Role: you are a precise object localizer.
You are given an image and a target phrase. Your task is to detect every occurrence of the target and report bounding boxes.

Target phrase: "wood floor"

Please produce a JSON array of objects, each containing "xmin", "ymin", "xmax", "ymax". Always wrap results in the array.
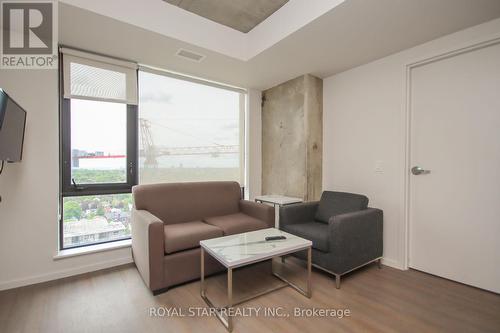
[{"xmin": 0, "ymin": 259, "xmax": 499, "ymax": 333}]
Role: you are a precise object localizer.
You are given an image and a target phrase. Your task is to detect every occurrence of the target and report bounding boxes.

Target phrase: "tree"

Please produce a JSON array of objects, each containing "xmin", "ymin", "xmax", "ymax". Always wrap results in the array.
[
  {"xmin": 63, "ymin": 201, "xmax": 82, "ymax": 221},
  {"xmin": 96, "ymin": 206, "xmax": 105, "ymax": 216}
]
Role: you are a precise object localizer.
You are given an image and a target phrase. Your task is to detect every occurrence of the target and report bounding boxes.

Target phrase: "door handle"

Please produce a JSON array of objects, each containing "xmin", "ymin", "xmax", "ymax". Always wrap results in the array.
[{"xmin": 411, "ymin": 166, "xmax": 431, "ymax": 175}]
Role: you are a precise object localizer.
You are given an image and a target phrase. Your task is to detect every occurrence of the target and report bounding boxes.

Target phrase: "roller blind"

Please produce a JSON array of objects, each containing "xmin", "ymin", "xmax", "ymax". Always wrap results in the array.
[
  {"xmin": 139, "ymin": 65, "xmax": 247, "ymax": 94},
  {"xmin": 61, "ymin": 48, "xmax": 138, "ymax": 105},
  {"xmin": 138, "ymin": 70, "xmax": 246, "ymax": 185}
]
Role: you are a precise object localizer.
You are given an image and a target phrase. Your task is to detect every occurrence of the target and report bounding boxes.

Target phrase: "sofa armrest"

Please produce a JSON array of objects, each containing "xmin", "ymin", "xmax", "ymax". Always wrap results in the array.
[
  {"xmin": 131, "ymin": 209, "xmax": 165, "ymax": 292},
  {"xmin": 328, "ymin": 208, "xmax": 383, "ymax": 274},
  {"xmin": 239, "ymin": 200, "xmax": 275, "ymax": 227},
  {"xmin": 279, "ymin": 201, "xmax": 319, "ymax": 228}
]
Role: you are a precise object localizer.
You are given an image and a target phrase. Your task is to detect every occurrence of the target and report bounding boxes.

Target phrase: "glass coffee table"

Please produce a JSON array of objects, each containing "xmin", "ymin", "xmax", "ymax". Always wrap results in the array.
[{"xmin": 200, "ymin": 228, "xmax": 312, "ymax": 332}]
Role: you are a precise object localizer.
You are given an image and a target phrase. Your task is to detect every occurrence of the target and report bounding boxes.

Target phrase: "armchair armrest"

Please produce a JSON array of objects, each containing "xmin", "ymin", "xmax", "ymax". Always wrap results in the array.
[
  {"xmin": 279, "ymin": 201, "xmax": 319, "ymax": 228},
  {"xmin": 328, "ymin": 208, "xmax": 383, "ymax": 274},
  {"xmin": 131, "ymin": 209, "xmax": 165, "ymax": 292},
  {"xmin": 239, "ymin": 200, "xmax": 275, "ymax": 227}
]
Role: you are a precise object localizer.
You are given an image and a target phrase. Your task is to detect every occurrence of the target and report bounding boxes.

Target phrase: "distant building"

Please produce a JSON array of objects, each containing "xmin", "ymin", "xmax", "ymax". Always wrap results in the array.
[
  {"xmin": 70, "ymin": 149, "xmax": 106, "ymax": 167},
  {"xmin": 63, "ymin": 216, "xmax": 129, "ymax": 247},
  {"xmin": 105, "ymin": 208, "xmax": 130, "ymax": 222},
  {"xmin": 71, "ymin": 149, "xmax": 86, "ymax": 167}
]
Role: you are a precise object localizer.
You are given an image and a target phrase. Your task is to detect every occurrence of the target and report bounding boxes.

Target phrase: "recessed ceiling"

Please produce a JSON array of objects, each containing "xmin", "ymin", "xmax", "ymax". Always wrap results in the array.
[
  {"xmin": 164, "ymin": 0, "xmax": 289, "ymax": 33},
  {"xmin": 59, "ymin": 0, "xmax": 500, "ymax": 90},
  {"xmin": 59, "ymin": 0, "xmax": 345, "ymax": 60}
]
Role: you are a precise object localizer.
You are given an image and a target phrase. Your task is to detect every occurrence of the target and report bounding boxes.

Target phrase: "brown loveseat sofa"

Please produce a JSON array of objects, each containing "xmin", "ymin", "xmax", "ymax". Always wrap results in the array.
[{"xmin": 131, "ymin": 181, "xmax": 274, "ymax": 294}]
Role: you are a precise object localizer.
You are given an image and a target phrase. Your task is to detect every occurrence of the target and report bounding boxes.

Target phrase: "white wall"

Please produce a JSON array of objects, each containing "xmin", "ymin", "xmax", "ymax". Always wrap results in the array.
[
  {"xmin": 0, "ymin": 6, "xmax": 262, "ymax": 291},
  {"xmin": 0, "ymin": 69, "xmax": 134, "ymax": 290},
  {"xmin": 323, "ymin": 17, "xmax": 500, "ymax": 269}
]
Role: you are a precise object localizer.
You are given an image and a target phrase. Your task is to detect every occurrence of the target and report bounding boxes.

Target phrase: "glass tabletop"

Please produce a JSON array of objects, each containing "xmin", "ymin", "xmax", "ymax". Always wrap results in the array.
[{"xmin": 200, "ymin": 228, "xmax": 312, "ymax": 268}]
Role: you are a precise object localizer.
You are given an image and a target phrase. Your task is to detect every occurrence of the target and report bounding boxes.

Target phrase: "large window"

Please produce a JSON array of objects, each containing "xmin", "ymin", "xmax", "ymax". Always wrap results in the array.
[
  {"xmin": 60, "ymin": 49, "xmax": 247, "ymax": 250},
  {"xmin": 138, "ymin": 70, "xmax": 245, "ymax": 184},
  {"xmin": 60, "ymin": 49, "xmax": 138, "ymax": 249}
]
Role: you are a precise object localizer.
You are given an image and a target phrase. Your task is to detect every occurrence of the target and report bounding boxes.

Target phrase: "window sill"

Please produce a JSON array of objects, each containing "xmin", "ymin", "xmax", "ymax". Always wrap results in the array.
[{"xmin": 53, "ymin": 239, "xmax": 132, "ymax": 260}]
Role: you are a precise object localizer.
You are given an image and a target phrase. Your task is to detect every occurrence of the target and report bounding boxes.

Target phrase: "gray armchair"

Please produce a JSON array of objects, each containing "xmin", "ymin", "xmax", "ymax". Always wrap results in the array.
[{"xmin": 279, "ymin": 191, "xmax": 383, "ymax": 288}]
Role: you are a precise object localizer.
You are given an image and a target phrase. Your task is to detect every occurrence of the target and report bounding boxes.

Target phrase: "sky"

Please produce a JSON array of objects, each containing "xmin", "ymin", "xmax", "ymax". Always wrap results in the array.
[{"xmin": 71, "ymin": 99, "xmax": 126, "ymax": 154}]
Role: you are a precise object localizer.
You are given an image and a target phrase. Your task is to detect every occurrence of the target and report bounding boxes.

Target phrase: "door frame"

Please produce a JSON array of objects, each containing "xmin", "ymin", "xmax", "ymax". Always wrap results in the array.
[{"xmin": 401, "ymin": 35, "xmax": 500, "ymax": 270}]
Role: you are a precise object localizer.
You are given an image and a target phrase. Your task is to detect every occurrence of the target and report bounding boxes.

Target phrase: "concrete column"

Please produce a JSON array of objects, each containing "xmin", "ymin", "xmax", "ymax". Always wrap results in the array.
[{"xmin": 261, "ymin": 74, "xmax": 322, "ymax": 201}]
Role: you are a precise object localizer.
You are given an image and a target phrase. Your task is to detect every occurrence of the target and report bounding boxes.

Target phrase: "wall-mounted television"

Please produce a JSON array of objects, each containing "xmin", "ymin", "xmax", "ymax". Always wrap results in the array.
[{"xmin": 0, "ymin": 88, "xmax": 27, "ymax": 162}]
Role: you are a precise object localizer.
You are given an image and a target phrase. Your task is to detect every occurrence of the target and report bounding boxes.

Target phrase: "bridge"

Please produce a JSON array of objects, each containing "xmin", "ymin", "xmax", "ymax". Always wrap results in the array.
[
  {"xmin": 139, "ymin": 145, "xmax": 238, "ymax": 157},
  {"xmin": 73, "ymin": 145, "xmax": 238, "ymax": 167},
  {"xmin": 75, "ymin": 145, "xmax": 238, "ymax": 160},
  {"xmin": 139, "ymin": 118, "xmax": 240, "ymax": 168},
  {"xmin": 71, "ymin": 119, "xmax": 239, "ymax": 168}
]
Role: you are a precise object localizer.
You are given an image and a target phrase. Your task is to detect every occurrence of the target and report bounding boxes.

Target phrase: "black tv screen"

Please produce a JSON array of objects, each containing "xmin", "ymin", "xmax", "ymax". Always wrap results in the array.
[{"xmin": 0, "ymin": 88, "xmax": 27, "ymax": 162}]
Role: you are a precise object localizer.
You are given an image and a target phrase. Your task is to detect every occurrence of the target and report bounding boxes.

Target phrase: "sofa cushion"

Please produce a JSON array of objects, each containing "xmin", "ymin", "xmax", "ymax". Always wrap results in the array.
[
  {"xmin": 164, "ymin": 221, "xmax": 223, "ymax": 254},
  {"xmin": 282, "ymin": 222, "xmax": 330, "ymax": 252},
  {"xmin": 204, "ymin": 213, "xmax": 268, "ymax": 235},
  {"xmin": 315, "ymin": 191, "xmax": 369, "ymax": 223},
  {"xmin": 133, "ymin": 181, "xmax": 241, "ymax": 225}
]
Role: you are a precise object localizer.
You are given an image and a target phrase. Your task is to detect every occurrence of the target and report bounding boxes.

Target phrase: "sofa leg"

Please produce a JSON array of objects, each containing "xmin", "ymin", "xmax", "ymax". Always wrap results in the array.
[
  {"xmin": 334, "ymin": 274, "xmax": 341, "ymax": 289},
  {"xmin": 152, "ymin": 287, "xmax": 169, "ymax": 296},
  {"xmin": 377, "ymin": 258, "xmax": 382, "ymax": 269}
]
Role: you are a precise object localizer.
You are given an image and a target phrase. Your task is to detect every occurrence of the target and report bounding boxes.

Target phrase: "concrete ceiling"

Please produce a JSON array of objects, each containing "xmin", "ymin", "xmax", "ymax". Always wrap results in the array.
[
  {"xmin": 164, "ymin": 0, "xmax": 289, "ymax": 33},
  {"xmin": 59, "ymin": 0, "xmax": 500, "ymax": 90}
]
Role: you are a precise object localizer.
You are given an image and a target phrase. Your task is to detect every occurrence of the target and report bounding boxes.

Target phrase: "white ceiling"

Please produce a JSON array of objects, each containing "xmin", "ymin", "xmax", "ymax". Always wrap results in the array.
[
  {"xmin": 59, "ymin": 0, "xmax": 500, "ymax": 90},
  {"xmin": 59, "ymin": 0, "xmax": 345, "ymax": 60}
]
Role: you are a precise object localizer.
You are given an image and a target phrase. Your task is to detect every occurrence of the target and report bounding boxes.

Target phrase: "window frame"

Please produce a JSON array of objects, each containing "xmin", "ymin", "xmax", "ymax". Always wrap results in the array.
[
  {"xmin": 59, "ymin": 51, "xmax": 138, "ymax": 250},
  {"xmin": 59, "ymin": 98, "xmax": 137, "ymax": 250},
  {"xmin": 60, "ymin": 98, "xmax": 138, "ymax": 197}
]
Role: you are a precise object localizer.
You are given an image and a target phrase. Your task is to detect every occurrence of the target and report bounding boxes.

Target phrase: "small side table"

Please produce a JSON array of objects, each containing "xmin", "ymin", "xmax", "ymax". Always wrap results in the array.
[{"xmin": 254, "ymin": 195, "xmax": 303, "ymax": 228}]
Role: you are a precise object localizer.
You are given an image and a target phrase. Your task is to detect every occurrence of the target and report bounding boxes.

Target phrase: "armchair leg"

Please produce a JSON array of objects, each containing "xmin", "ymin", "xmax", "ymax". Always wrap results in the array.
[
  {"xmin": 334, "ymin": 274, "xmax": 341, "ymax": 289},
  {"xmin": 377, "ymin": 258, "xmax": 382, "ymax": 269}
]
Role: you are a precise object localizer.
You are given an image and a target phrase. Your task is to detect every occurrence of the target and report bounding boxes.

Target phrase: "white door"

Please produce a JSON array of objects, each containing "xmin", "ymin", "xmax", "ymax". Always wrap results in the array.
[{"xmin": 409, "ymin": 41, "xmax": 500, "ymax": 293}]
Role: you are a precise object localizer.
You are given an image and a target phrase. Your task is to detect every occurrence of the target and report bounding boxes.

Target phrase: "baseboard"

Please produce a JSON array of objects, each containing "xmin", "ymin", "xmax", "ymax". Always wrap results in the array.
[
  {"xmin": 381, "ymin": 257, "xmax": 404, "ymax": 270},
  {"xmin": 0, "ymin": 256, "xmax": 403, "ymax": 291},
  {"xmin": 0, "ymin": 256, "xmax": 133, "ymax": 291}
]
